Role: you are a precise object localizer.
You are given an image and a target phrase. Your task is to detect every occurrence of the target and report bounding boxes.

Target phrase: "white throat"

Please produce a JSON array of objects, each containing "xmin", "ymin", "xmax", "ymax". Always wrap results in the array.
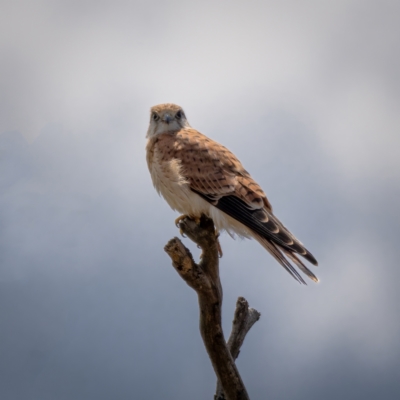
[{"xmin": 146, "ymin": 120, "xmax": 191, "ymax": 138}]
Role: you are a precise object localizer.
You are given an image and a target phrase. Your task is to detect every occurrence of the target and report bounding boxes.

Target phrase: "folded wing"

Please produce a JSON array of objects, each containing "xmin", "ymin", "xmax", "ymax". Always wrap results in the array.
[{"xmin": 157, "ymin": 128, "xmax": 318, "ymax": 283}]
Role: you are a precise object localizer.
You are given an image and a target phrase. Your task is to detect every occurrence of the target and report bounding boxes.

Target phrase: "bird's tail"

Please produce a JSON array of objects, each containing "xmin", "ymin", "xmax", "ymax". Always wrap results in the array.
[{"xmin": 253, "ymin": 234, "xmax": 319, "ymax": 284}]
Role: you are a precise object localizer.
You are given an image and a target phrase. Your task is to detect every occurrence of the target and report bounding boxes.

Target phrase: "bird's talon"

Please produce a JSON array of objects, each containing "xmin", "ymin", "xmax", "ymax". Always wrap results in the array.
[
  {"xmin": 217, "ymin": 239, "xmax": 223, "ymax": 258},
  {"xmin": 175, "ymin": 214, "xmax": 187, "ymax": 228},
  {"xmin": 214, "ymin": 229, "xmax": 223, "ymax": 257}
]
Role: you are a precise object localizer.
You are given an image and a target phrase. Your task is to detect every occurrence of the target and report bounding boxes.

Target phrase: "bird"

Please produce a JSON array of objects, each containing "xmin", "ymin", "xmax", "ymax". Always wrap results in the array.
[{"xmin": 146, "ymin": 103, "xmax": 318, "ymax": 284}]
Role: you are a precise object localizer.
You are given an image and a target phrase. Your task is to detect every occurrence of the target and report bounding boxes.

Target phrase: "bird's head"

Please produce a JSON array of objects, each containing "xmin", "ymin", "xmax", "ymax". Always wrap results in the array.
[{"xmin": 146, "ymin": 103, "xmax": 190, "ymax": 138}]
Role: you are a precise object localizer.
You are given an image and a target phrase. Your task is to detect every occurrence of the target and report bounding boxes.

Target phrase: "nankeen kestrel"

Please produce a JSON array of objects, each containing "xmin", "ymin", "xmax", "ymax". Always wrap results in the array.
[{"xmin": 146, "ymin": 103, "xmax": 318, "ymax": 284}]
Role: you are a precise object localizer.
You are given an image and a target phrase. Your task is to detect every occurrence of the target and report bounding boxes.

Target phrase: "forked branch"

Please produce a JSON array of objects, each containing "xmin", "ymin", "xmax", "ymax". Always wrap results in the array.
[{"xmin": 164, "ymin": 215, "xmax": 260, "ymax": 400}]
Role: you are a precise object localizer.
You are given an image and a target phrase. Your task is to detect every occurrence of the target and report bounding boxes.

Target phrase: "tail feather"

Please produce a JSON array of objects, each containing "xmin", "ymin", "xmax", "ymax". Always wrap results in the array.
[
  {"xmin": 192, "ymin": 190, "xmax": 319, "ymax": 282},
  {"xmin": 207, "ymin": 193, "xmax": 318, "ymax": 266},
  {"xmin": 282, "ymin": 249, "xmax": 319, "ymax": 283},
  {"xmin": 254, "ymin": 234, "xmax": 318, "ymax": 284},
  {"xmin": 254, "ymin": 234, "xmax": 307, "ymax": 284}
]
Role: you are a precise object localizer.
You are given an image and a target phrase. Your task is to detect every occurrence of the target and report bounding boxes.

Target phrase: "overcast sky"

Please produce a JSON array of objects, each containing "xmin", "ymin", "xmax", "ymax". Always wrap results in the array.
[{"xmin": 1, "ymin": 1, "xmax": 400, "ymax": 399}]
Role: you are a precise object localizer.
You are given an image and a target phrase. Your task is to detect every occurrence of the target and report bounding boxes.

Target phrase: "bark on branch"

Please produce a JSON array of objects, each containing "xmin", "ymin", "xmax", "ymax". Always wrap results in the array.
[
  {"xmin": 164, "ymin": 215, "xmax": 260, "ymax": 400},
  {"xmin": 215, "ymin": 297, "xmax": 261, "ymax": 400}
]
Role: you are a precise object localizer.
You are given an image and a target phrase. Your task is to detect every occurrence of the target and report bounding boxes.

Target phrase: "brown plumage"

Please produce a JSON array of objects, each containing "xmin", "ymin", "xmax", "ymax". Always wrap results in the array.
[{"xmin": 146, "ymin": 103, "xmax": 318, "ymax": 284}]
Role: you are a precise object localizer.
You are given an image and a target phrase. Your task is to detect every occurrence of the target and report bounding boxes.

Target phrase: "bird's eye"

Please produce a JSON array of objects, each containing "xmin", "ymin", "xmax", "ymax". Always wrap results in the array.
[
  {"xmin": 152, "ymin": 113, "xmax": 160, "ymax": 121},
  {"xmin": 175, "ymin": 110, "xmax": 183, "ymax": 120}
]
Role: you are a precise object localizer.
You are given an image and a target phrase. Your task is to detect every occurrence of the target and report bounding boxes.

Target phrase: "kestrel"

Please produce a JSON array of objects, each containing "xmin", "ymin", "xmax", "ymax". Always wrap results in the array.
[{"xmin": 146, "ymin": 103, "xmax": 318, "ymax": 284}]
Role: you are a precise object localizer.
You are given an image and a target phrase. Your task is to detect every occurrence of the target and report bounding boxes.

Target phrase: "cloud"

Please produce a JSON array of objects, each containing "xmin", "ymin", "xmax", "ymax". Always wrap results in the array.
[{"xmin": 1, "ymin": 1, "xmax": 400, "ymax": 399}]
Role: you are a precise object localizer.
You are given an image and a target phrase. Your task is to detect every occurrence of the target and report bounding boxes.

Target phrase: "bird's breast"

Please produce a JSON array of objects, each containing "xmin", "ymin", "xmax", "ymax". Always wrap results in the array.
[
  {"xmin": 145, "ymin": 136, "xmax": 251, "ymax": 238},
  {"xmin": 148, "ymin": 147, "xmax": 202, "ymax": 215}
]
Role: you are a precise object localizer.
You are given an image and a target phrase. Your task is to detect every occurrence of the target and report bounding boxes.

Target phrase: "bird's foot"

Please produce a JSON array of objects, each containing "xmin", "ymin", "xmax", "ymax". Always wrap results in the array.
[
  {"xmin": 215, "ymin": 229, "xmax": 223, "ymax": 258},
  {"xmin": 175, "ymin": 214, "xmax": 201, "ymax": 227},
  {"xmin": 175, "ymin": 214, "xmax": 201, "ymax": 237},
  {"xmin": 175, "ymin": 214, "xmax": 187, "ymax": 228}
]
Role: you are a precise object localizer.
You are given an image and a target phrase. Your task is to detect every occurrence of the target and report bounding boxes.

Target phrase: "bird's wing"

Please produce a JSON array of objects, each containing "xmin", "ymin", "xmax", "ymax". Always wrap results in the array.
[{"xmin": 156, "ymin": 129, "xmax": 318, "ymax": 283}]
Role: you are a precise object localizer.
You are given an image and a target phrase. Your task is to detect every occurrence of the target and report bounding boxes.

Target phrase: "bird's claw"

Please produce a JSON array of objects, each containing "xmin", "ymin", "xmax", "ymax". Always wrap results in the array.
[
  {"xmin": 175, "ymin": 214, "xmax": 187, "ymax": 228},
  {"xmin": 175, "ymin": 214, "xmax": 201, "ymax": 228},
  {"xmin": 175, "ymin": 215, "xmax": 221, "ymax": 255},
  {"xmin": 192, "ymin": 216, "xmax": 201, "ymax": 225},
  {"xmin": 215, "ymin": 229, "xmax": 223, "ymax": 258},
  {"xmin": 217, "ymin": 240, "xmax": 223, "ymax": 258}
]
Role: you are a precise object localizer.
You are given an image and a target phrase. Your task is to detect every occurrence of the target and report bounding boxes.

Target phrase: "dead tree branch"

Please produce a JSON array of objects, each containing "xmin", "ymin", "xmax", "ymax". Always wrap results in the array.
[
  {"xmin": 215, "ymin": 297, "xmax": 261, "ymax": 400},
  {"xmin": 164, "ymin": 215, "xmax": 260, "ymax": 400}
]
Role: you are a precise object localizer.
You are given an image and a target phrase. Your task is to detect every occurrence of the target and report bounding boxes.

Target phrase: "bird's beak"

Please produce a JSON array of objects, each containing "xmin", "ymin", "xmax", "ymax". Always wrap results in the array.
[{"xmin": 163, "ymin": 113, "xmax": 172, "ymax": 124}]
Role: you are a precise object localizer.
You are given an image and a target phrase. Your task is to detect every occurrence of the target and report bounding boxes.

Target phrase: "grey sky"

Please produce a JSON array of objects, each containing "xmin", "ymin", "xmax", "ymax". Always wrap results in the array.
[{"xmin": 1, "ymin": 1, "xmax": 399, "ymax": 399}]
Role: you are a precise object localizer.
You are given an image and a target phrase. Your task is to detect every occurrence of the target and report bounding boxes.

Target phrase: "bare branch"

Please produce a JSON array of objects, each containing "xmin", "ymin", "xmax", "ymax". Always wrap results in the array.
[
  {"xmin": 164, "ymin": 215, "xmax": 251, "ymax": 400},
  {"xmin": 215, "ymin": 297, "xmax": 261, "ymax": 400},
  {"xmin": 227, "ymin": 297, "xmax": 261, "ymax": 361}
]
